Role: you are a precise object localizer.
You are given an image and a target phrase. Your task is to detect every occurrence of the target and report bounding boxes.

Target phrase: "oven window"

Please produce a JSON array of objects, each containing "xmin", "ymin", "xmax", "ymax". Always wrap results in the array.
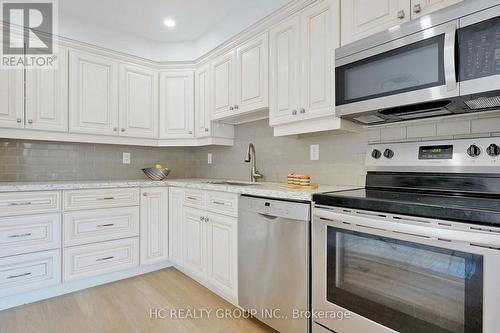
[
  {"xmin": 327, "ymin": 227, "xmax": 483, "ymax": 333},
  {"xmin": 336, "ymin": 35, "xmax": 445, "ymax": 105}
]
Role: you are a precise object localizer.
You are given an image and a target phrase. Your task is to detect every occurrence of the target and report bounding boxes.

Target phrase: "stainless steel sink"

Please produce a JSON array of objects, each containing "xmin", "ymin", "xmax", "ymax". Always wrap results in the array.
[{"xmin": 204, "ymin": 180, "xmax": 260, "ymax": 186}]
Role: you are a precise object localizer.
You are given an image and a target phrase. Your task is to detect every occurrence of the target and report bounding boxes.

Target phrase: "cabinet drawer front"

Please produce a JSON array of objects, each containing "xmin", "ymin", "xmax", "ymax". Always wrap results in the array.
[
  {"xmin": 184, "ymin": 190, "xmax": 206, "ymax": 209},
  {"xmin": 0, "ymin": 214, "xmax": 61, "ymax": 257},
  {"xmin": 64, "ymin": 207, "xmax": 140, "ymax": 247},
  {"xmin": 0, "ymin": 250, "xmax": 61, "ymax": 298},
  {"xmin": 64, "ymin": 238, "xmax": 139, "ymax": 282},
  {"xmin": 206, "ymin": 191, "xmax": 238, "ymax": 217},
  {"xmin": 64, "ymin": 188, "xmax": 140, "ymax": 211},
  {"xmin": 0, "ymin": 191, "xmax": 61, "ymax": 217}
]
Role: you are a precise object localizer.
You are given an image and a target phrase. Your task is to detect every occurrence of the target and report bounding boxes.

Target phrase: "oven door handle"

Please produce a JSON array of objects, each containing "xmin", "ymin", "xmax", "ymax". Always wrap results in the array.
[
  {"xmin": 443, "ymin": 24, "xmax": 458, "ymax": 92},
  {"xmin": 315, "ymin": 209, "xmax": 500, "ymax": 248}
]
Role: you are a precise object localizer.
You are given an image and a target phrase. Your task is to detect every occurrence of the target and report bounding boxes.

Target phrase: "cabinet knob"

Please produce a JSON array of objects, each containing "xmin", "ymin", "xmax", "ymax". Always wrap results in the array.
[
  {"xmin": 413, "ymin": 4, "xmax": 422, "ymax": 13},
  {"xmin": 229, "ymin": 106, "xmax": 234, "ymax": 111},
  {"xmin": 234, "ymin": 105, "xmax": 239, "ymax": 110},
  {"xmin": 121, "ymin": 128, "xmax": 125, "ymax": 132},
  {"xmin": 189, "ymin": 131, "xmax": 193, "ymax": 134},
  {"xmin": 16, "ymin": 118, "xmax": 22, "ymax": 123},
  {"xmin": 397, "ymin": 10, "xmax": 406, "ymax": 19},
  {"xmin": 299, "ymin": 108, "xmax": 306, "ymax": 114},
  {"xmin": 205, "ymin": 128, "xmax": 209, "ymax": 132},
  {"xmin": 27, "ymin": 119, "xmax": 33, "ymax": 124},
  {"xmin": 292, "ymin": 110, "xmax": 297, "ymax": 115},
  {"xmin": 113, "ymin": 127, "xmax": 118, "ymax": 132},
  {"xmin": 143, "ymin": 193, "xmax": 147, "ymax": 197}
]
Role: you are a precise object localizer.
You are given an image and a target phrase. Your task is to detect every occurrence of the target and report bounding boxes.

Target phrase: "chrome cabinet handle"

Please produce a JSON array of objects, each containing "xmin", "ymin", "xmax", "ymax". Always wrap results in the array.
[
  {"xmin": 8, "ymin": 233, "xmax": 32, "ymax": 238},
  {"xmin": 7, "ymin": 272, "xmax": 31, "ymax": 279},
  {"xmin": 97, "ymin": 224, "xmax": 114, "ymax": 228},
  {"xmin": 96, "ymin": 256, "xmax": 114, "ymax": 262},
  {"xmin": 189, "ymin": 131, "xmax": 193, "ymax": 134},
  {"xmin": 413, "ymin": 4, "xmax": 422, "ymax": 13},
  {"xmin": 8, "ymin": 201, "xmax": 32, "ymax": 206},
  {"xmin": 98, "ymin": 197, "xmax": 115, "ymax": 200},
  {"xmin": 397, "ymin": 10, "xmax": 405, "ymax": 19},
  {"xmin": 16, "ymin": 118, "xmax": 22, "ymax": 123},
  {"xmin": 299, "ymin": 108, "xmax": 306, "ymax": 114},
  {"xmin": 292, "ymin": 110, "xmax": 297, "ymax": 115},
  {"xmin": 186, "ymin": 196, "xmax": 197, "ymax": 200},
  {"xmin": 212, "ymin": 200, "xmax": 228, "ymax": 206}
]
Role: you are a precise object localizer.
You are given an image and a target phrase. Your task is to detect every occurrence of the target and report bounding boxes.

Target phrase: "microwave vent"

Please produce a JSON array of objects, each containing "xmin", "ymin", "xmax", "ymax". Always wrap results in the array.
[{"xmin": 464, "ymin": 96, "xmax": 500, "ymax": 110}]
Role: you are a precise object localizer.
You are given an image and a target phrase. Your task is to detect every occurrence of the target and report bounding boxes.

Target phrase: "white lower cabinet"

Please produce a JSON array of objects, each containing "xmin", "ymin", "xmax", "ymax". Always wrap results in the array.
[
  {"xmin": 0, "ymin": 249, "xmax": 61, "ymax": 298},
  {"xmin": 168, "ymin": 187, "xmax": 184, "ymax": 266},
  {"xmin": 64, "ymin": 237, "xmax": 139, "ymax": 282},
  {"xmin": 183, "ymin": 207, "xmax": 207, "ymax": 278},
  {"xmin": 140, "ymin": 188, "xmax": 169, "ymax": 265}
]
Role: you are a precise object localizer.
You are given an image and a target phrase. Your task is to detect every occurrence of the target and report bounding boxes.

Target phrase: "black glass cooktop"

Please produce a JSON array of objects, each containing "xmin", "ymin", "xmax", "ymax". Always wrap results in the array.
[{"xmin": 314, "ymin": 172, "xmax": 500, "ymax": 226}]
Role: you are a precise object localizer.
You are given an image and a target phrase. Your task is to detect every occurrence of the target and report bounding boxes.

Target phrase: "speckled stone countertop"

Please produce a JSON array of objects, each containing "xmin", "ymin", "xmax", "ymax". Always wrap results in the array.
[{"xmin": 0, "ymin": 179, "xmax": 360, "ymax": 201}]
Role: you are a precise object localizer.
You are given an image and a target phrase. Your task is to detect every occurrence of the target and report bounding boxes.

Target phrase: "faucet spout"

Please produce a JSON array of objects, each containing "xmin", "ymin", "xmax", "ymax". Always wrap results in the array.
[{"xmin": 244, "ymin": 143, "xmax": 263, "ymax": 182}]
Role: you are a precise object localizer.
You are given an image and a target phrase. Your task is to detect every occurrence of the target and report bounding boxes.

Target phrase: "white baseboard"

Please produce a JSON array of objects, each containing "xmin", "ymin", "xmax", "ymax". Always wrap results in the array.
[{"xmin": 0, "ymin": 261, "xmax": 172, "ymax": 311}]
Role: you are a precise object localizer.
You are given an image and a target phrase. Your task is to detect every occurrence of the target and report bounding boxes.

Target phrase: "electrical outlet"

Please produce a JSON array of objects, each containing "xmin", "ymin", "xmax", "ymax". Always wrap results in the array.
[
  {"xmin": 310, "ymin": 144, "xmax": 320, "ymax": 161},
  {"xmin": 122, "ymin": 152, "xmax": 131, "ymax": 164},
  {"xmin": 208, "ymin": 153, "xmax": 213, "ymax": 164}
]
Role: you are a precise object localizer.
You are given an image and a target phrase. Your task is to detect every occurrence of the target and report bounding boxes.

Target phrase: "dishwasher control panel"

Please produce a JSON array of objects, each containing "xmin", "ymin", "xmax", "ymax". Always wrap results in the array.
[{"xmin": 239, "ymin": 196, "xmax": 310, "ymax": 221}]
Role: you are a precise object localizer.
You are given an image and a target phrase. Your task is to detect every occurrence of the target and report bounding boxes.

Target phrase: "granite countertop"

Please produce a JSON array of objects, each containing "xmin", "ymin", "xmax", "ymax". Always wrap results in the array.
[{"xmin": 0, "ymin": 179, "xmax": 360, "ymax": 201}]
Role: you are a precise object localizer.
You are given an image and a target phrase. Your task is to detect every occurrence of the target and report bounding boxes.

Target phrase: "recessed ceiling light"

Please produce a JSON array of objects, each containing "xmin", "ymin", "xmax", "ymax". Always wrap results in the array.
[{"xmin": 163, "ymin": 19, "xmax": 176, "ymax": 28}]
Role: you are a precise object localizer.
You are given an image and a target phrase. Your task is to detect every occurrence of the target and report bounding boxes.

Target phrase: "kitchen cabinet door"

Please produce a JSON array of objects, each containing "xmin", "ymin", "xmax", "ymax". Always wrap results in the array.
[
  {"xmin": 211, "ymin": 51, "xmax": 236, "ymax": 118},
  {"xmin": 159, "ymin": 71, "xmax": 194, "ymax": 139},
  {"xmin": 168, "ymin": 187, "xmax": 184, "ymax": 266},
  {"xmin": 119, "ymin": 64, "xmax": 158, "ymax": 138},
  {"xmin": 206, "ymin": 212, "xmax": 237, "ymax": 299},
  {"xmin": 140, "ymin": 188, "xmax": 169, "ymax": 265},
  {"xmin": 269, "ymin": 15, "xmax": 301, "ymax": 126},
  {"xmin": 195, "ymin": 63, "xmax": 212, "ymax": 138},
  {"xmin": 235, "ymin": 32, "xmax": 269, "ymax": 113},
  {"xmin": 410, "ymin": 0, "xmax": 462, "ymax": 18},
  {"xmin": 300, "ymin": 0, "xmax": 336, "ymax": 120},
  {"xmin": 25, "ymin": 48, "xmax": 69, "ymax": 132},
  {"xmin": 182, "ymin": 207, "xmax": 206, "ymax": 278},
  {"xmin": 340, "ymin": 0, "xmax": 410, "ymax": 45},
  {"xmin": 0, "ymin": 67, "xmax": 24, "ymax": 129},
  {"xmin": 69, "ymin": 51, "xmax": 119, "ymax": 136}
]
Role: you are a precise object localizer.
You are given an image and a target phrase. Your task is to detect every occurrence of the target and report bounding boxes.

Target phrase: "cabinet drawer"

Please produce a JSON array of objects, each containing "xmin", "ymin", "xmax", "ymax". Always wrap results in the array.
[
  {"xmin": 206, "ymin": 191, "xmax": 238, "ymax": 217},
  {"xmin": 0, "ymin": 250, "xmax": 61, "ymax": 298},
  {"xmin": 63, "ymin": 237, "xmax": 139, "ymax": 282},
  {"xmin": 64, "ymin": 207, "xmax": 140, "ymax": 247},
  {"xmin": 64, "ymin": 188, "xmax": 140, "ymax": 211},
  {"xmin": 0, "ymin": 214, "xmax": 61, "ymax": 258},
  {"xmin": 184, "ymin": 190, "xmax": 206, "ymax": 209},
  {"xmin": 0, "ymin": 191, "xmax": 61, "ymax": 217}
]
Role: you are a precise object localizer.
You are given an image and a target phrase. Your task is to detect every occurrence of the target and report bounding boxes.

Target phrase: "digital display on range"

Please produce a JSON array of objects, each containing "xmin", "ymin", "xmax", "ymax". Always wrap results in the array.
[{"xmin": 418, "ymin": 145, "xmax": 453, "ymax": 160}]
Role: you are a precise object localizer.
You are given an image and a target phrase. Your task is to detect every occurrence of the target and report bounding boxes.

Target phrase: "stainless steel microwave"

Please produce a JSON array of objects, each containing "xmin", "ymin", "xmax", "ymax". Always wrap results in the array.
[{"xmin": 335, "ymin": 0, "xmax": 500, "ymax": 125}]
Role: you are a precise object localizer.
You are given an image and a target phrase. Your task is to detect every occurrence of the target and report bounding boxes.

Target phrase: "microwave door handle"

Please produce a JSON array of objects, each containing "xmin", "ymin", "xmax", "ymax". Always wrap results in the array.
[{"xmin": 444, "ymin": 24, "xmax": 458, "ymax": 92}]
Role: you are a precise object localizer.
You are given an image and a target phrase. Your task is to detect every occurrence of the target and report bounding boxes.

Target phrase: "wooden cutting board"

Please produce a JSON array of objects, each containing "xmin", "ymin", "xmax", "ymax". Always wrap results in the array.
[{"xmin": 279, "ymin": 183, "xmax": 319, "ymax": 190}]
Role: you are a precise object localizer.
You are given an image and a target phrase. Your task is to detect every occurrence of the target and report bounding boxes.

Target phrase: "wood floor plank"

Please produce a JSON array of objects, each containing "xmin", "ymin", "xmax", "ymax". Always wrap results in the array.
[{"xmin": 0, "ymin": 268, "xmax": 277, "ymax": 333}]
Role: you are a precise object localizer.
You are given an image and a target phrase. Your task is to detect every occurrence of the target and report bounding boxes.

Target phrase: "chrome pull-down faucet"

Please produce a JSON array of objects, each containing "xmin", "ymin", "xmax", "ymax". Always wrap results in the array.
[{"xmin": 244, "ymin": 143, "xmax": 263, "ymax": 183}]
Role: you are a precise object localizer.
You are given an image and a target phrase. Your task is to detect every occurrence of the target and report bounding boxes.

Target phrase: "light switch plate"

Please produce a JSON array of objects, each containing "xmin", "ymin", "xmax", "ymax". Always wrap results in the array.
[
  {"xmin": 122, "ymin": 152, "xmax": 131, "ymax": 164},
  {"xmin": 310, "ymin": 144, "xmax": 319, "ymax": 161},
  {"xmin": 208, "ymin": 153, "xmax": 213, "ymax": 164}
]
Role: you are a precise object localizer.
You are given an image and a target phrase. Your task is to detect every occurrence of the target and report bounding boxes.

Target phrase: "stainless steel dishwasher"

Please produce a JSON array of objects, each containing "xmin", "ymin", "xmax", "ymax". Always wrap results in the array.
[{"xmin": 238, "ymin": 195, "xmax": 310, "ymax": 333}]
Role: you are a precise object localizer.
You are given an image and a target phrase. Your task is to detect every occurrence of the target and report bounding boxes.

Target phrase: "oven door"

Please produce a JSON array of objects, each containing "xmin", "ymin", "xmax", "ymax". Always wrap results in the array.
[
  {"xmin": 335, "ymin": 22, "xmax": 458, "ymax": 123},
  {"xmin": 313, "ymin": 206, "xmax": 500, "ymax": 333}
]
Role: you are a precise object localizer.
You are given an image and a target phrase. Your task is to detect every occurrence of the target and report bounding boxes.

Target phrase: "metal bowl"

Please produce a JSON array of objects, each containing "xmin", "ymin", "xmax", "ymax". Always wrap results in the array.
[{"xmin": 142, "ymin": 167, "xmax": 171, "ymax": 181}]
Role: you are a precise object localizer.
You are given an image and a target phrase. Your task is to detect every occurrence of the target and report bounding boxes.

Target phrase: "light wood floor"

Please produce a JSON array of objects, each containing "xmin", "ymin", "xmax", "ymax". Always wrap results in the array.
[{"xmin": 0, "ymin": 268, "xmax": 276, "ymax": 333}]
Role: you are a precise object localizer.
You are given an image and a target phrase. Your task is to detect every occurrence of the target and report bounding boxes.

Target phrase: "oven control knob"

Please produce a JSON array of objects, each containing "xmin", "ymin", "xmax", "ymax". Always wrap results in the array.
[
  {"xmin": 487, "ymin": 144, "xmax": 500, "ymax": 157},
  {"xmin": 467, "ymin": 145, "xmax": 481, "ymax": 157},
  {"xmin": 371, "ymin": 149, "xmax": 382, "ymax": 159},
  {"xmin": 383, "ymin": 149, "xmax": 394, "ymax": 159}
]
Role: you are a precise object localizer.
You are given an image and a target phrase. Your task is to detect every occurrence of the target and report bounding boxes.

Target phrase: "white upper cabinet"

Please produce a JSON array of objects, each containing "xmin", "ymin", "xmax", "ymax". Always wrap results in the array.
[
  {"xmin": 0, "ymin": 68, "xmax": 24, "ymax": 129},
  {"xmin": 25, "ymin": 48, "xmax": 69, "ymax": 132},
  {"xmin": 140, "ymin": 188, "xmax": 169, "ymax": 265},
  {"xmin": 159, "ymin": 71, "xmax": 194, "ymax": 139},
  {"xmin": 341, "ymin": 0, "xmax": 410, "ymax": 45},
  {"xmin": 235, "ymin": 32, "xmax": 269, "ymax": 114},
  {"xmin": 410, "ymin": 0, "xmax": 463, "ymax": 18},
  {"xmin": 301, "ymin": 0, "xmax": 336, "ymax": 120},
  {"xmin": 211, "ymin": 51, "xmax": 236, "ymax": 118},
  {"xmin": 195, "ymin": 63, "xmax": 212, "ymax": 138},
  {"xmin": 269, "ymin": 16, "xmax": 301, "ymax": 126},
  {"xmin": 119, "ymin": 64, "xmax": 158, "ymax": 138},
  {"xmin": 69, "ymin": 51, "xmax": 119, "ymax": 136}
]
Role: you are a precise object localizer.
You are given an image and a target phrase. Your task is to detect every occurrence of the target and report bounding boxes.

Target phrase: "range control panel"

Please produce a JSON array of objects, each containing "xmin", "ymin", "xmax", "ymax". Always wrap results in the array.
[{"xmin": 366, "ymin": 138, "xmax": 500, "ymax": 173}]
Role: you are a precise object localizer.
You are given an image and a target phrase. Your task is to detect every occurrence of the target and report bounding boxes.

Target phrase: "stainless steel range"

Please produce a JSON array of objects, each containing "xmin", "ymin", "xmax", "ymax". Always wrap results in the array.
[{"xmin": 312, "ymin": 138, "xmax": 500, "ymax": 333}]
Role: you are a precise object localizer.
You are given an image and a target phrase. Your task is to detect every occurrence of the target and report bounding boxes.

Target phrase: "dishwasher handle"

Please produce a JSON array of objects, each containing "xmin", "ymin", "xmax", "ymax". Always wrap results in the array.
[{"xmin": 258, "ymin": 213, "xmax": 279, "ymax": 220}]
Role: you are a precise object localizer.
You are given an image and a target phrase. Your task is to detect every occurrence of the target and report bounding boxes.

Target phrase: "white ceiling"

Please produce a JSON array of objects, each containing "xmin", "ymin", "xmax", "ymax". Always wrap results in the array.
[{"xmin": 58, "ymin": 0, "xmax": 292, "ymax": 60}]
